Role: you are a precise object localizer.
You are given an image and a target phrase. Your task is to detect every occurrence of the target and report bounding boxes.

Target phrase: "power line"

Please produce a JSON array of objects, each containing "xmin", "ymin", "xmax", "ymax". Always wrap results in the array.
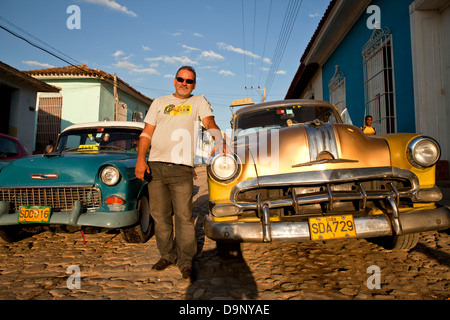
[
  {"xmin": 251, "ymin": 0, "xmax": 257, "ymax": 89},
  {"xmin": 0, "ymin": 16, "xmax": 82, "ymax": 66},
  {"xmin": 264, "ymin": 0, "xmax": 304, "ymax": 96},
  {"xmin": 258, "ymin": 0, "xmax": 273, "ymax": 87},
  {"xmin": 241, "ymin": 0, "xmax": 248, "ymax": 90}
]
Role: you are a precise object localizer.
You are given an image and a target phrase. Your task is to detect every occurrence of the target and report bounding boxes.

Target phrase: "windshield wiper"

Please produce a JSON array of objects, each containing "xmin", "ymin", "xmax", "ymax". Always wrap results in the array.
[{"xmin": 99, "ymin": 146, "xmax": 124, "ymax": 151}]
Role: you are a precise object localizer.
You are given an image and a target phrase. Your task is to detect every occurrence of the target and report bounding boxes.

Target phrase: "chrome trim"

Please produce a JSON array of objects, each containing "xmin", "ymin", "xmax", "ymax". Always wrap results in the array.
[
  {"xmin": 305, "ymin": 123, "xmax": 339, "ymax": 162},
  {"xmin": 0, "ymin": 186, "xmax": 102, "ymax": 211},
  {"xmin": 230, "ymin": 167, "xmax": 420, "ymax": 210},
  {"xmin": 204, "ymin": 206, "xmax": 450, "ymax": 242},
  {"xmin": 292, "ymin": 159, "xmax": 358, "ymax": 168},
  {"xmin": 407, "ymin": 136, "xmax": 440, "ymax": 168},
  {"xmin": 207, "ymin": 153, "xmax": 242, "ymax": 183}
]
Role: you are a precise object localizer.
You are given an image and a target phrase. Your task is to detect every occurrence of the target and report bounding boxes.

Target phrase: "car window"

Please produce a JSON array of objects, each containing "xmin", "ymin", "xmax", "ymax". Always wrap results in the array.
[
  {"xmin": 235, "ymin": 104, "xmax": 342, "ymax": 138},
  {"xmin": 56, "ymin": 128, "xmax": 141, "ymax": 153},
  {"xmin": 0, "ymin": 137, "xmax": 18, "ymax": 158}
]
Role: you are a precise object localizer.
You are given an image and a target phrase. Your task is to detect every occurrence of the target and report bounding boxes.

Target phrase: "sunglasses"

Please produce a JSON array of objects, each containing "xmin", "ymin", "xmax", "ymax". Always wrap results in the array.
[{"xmin": 176, "ymin": 77, "xmax": 195, "ymax": 84}]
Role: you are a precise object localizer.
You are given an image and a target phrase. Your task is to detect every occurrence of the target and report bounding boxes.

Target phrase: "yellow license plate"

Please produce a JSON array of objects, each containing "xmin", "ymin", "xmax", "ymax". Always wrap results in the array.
[
  {"xmin": 308, "ymin": 215, "xmax": 357, "ymax": 240},
  {"xmin": 18, "ymin": 206, "xmax": 51, "ymax": 223}
]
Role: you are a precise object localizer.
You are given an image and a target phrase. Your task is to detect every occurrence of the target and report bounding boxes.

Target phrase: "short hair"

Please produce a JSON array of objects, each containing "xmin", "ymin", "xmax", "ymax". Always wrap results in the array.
[
  {"xmin": 176, "ymin": 66, "xmax": 196, "ymax": 82},
  {"xmin": 365, "ymin": 115, "xmax": 373, "ymax": 121}
]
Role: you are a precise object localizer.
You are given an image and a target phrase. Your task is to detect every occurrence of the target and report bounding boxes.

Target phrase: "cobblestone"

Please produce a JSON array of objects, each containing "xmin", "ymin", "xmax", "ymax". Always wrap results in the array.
[{"xmin": 0, "ymin": 167, "xmax": 449, "ymax": 300}]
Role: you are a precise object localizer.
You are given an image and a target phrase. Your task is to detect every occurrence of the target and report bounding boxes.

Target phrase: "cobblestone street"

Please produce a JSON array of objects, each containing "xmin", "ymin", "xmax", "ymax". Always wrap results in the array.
[{"xmin": 0, "ymin": 167, "xmax": 449, "ymax": 300}]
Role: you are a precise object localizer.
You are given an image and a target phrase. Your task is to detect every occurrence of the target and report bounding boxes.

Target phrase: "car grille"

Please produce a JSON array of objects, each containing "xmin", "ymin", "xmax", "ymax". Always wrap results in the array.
[
  {"xmin": 0, "ymin": 186, "xmax": 101, "ymax": 212},
  {"xmin": 231, "ymin": 167, "xmax": 420, "ymax": 217}
]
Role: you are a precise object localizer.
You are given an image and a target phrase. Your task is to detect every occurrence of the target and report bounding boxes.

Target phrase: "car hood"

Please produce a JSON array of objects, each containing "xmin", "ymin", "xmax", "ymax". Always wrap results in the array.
[
  {"xmin": 0, "ymin": 152, "xmax": 135, "ymax": 187},
  {"xmin": 233, "ymin": 123, "xmax": 391, "ymax": 179}
]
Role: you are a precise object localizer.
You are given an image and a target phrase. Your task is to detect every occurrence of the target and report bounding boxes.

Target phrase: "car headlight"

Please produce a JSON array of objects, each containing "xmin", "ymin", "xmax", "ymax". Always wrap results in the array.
[
  {"xmin": 101, "ymin": 166, "xmax": 121, "ymax": 186},
  {"xmin": 208, "ymin": 154, "xmax": 241, "ymax": 182},
  {"xmin": 407, "ymin": 136, "xmax": 440, "ymax": 168}
]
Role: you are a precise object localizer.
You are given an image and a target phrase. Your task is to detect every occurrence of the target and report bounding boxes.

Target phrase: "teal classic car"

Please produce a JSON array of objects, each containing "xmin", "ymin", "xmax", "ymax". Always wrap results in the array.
[{"xmin": 0, "ymin": 121, "xmax": 153, "ymax": 243}]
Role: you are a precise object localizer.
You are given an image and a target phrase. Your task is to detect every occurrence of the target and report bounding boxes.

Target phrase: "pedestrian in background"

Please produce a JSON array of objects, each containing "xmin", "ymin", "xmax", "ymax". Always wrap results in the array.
[
  {"xmin": 135, "ymin": 66, "xmax": 226, "ymax": 279},
  {"xmin": 360, "ymin": 115, "xmax": 376, "ymax": 135}
]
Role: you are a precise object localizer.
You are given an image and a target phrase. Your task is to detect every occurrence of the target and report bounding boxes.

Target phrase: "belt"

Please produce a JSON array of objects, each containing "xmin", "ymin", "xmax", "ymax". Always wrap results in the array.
[{"xmin": 152, "ymin": 161, "xmax": 193, "ymax": 168}]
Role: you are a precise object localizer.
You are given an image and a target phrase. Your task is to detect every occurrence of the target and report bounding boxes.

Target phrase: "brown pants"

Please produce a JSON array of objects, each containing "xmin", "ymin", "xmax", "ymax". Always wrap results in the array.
[{"xmin": 148, "ymin": 162, "xmax": 196, "ymax": 270}]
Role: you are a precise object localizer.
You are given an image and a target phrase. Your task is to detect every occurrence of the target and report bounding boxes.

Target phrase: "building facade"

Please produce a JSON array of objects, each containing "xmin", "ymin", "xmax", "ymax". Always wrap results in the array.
[
  {"xmin": 0, "ymin": 61, "xmax": 60, "ymax": 152},
  {"xmin": 286, "ymin": 0, "xmax": 449, "ymax": 170},
  {"xmin": 25, "ymin": 64, "xmax": 153, "ymax": 152}
]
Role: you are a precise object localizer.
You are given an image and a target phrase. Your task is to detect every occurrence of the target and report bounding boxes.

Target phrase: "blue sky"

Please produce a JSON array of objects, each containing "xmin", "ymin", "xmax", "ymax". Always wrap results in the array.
[{"xmin": 0, "ymin": 0, "xmax": 330, "ymax": 130}]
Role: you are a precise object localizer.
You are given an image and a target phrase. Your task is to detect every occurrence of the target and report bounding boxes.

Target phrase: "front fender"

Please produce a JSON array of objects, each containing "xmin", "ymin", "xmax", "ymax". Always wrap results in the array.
[
  {"xmin": 380, "ymin": 133, "xmax": 436, "ymax": 188},
  {"xmin": 95, "ymin": 158, "xmax": 145, "ymax": 211}
]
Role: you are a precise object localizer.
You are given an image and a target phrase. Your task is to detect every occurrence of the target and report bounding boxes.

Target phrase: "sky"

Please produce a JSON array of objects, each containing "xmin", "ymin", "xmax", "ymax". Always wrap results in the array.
[{"xmin": 0, "ymin": 0, "xmax": 330, "ymax": 130}]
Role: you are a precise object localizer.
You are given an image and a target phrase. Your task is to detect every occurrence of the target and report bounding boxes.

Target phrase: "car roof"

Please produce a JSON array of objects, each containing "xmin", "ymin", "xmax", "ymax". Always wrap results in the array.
[
  {"xmin": 0, "ymin": 133, "xmax": 21, "ymax": 142},
  {"xmin": 61, "ymin": 121, "xmax": 145, "ymax": 133},
  {"xmin": 234, "ymin": 99, "xmax": 338, "ymax": 116}
]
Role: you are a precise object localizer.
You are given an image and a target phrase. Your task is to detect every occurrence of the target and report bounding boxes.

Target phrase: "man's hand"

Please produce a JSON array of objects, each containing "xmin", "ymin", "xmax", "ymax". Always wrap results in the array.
[
  {"xmin": 210, "ymin": 138, "xmax": 232, "ymax": 156},
  {"xmin": 135, "ymin": 159, "xmax": 150, "ymax": 181},
  {"xmin": 135, "ymin": 123, "xmax": 154, "ymax": 181}
]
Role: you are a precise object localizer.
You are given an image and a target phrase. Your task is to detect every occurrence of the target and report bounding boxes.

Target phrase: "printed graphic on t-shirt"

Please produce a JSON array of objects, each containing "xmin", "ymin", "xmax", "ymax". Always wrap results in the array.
[{"xmin": 164, "ymin": 104, "xmax": 192, "ymax": 116}]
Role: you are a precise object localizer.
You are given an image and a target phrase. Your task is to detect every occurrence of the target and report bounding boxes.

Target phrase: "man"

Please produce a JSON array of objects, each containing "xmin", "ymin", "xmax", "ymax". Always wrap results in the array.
[
  {"xmin": 360, "ymin": 115, "xmax": 376, "ymax": 135},
  {"xmin": 135, "ymin": 66, "xmax": 225, "ymax": 279}
]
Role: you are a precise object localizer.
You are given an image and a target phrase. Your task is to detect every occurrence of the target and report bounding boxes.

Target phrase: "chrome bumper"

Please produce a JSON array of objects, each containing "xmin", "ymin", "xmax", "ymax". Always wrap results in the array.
[
  {"xmin": 204, "ymin": 205, "xmax": 450, "ymax": 243},
  {"xmin": 207, "ymin": 166, "xmax": 448, "ymax": 242},
  {"xmin": 0, "ymin": 200, "xmax": 139, "ymax": 228}
]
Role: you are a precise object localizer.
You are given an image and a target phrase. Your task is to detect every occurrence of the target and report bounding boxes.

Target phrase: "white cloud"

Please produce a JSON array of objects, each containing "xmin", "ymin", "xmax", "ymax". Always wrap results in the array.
[
  {"xmin": 21, "ymin": 60, "xmax": 55, "ymax": 69},
  {"xmin": 217, "ymin": 42, "xmax": 260, "ymax": 59},
  {"xmin": 145, "ymin": 56, "xmax": 198, "ymax": 65},
  {"xmin": 275, "ymin": 70, "xmax": 287, "ymax": 75},
  {"xmin": 263, "ymin": 58, "xmax": 272, "ymax": 64},
  {"xmin": 141, "ymin": 45, "xmax": 152, "ymax": 51},
  {"xmin": 182, "ymin": 44, "xmax": 201, "ymax": 53},
  {"xmin": 309, "ymin": 13, "xmax": 320, "ymax": 18},
  {"xmin": 79, "ymin": 0, "xmax": 137, "ymax": 17},
  {"xmin": 219, "ymin": 70, "xmax": 235, "ymax": 76},
  {"xmin": 113, "ymin": 50, "xmax": 125, "ymax": 58},
  {"xmin": 199, "ymin": 50, "xmax": 224, "ymax": 61},
  {"xmin": 131, "ymin": 68, "xmax": 159, "ymax": 75},
  {"xmin": 170, "ymin": 32, "xmax": 183, "ymax": 37},
  {"xmin": 193, "ymin": 33, "xmax": 205, "ymax": 38},
  {"xmin": 114, "ymin": 60, "xmax": 159, "ymax": 75},
  {"xmin": 260, "ymin": 67, "xmax": 270, "ymax": 71}
]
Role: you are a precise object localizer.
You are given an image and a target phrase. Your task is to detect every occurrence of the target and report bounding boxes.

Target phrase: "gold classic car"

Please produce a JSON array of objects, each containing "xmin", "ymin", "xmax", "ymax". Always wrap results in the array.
[{"xmin": 205, "ymin": 99, "xmax": 450, "ymax": 252}]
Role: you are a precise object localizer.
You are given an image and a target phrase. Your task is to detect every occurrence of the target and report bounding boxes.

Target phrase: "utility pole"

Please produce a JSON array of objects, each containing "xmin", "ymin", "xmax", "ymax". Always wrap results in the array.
[
  {"xmin": 114, "ymin": 73, "xmax": 119, "ymax": 120},
  {"xmin": 245, "ymin": 86, "xmax": 266, "ymax": 102}
]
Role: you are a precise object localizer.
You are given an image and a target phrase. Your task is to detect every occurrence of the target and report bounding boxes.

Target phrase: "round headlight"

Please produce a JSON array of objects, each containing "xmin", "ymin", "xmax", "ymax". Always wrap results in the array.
[
  {"xmin": 407, "ymin": 136, "xmax": 440, "ymax": 168},
  {"xmin": 208, "ymin": 154, "xmax": 240, "ymax": 182},
  {"xmin": 101, "ymin": 166, "xmax": 121, "ymax": 186}
]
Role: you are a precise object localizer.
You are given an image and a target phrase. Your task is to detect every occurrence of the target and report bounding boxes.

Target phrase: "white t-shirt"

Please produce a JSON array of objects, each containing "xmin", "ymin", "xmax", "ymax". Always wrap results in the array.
[{"xmin": 143, "ymin": 94, "xmax": 214, "ymax": 167}]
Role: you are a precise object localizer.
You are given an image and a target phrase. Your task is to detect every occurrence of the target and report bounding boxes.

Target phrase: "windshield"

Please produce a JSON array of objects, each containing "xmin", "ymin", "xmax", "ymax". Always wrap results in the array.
[
  {"xmin": 55, "ymin": 127, "xmax": 141, "ymax": 153},
  {"xmin": 0, "ymin": 137, "xmax": 18, "ymax": 158},
  {"xmin": 234, "ymin": 104, "xmax": 342, "ymax": 137}
]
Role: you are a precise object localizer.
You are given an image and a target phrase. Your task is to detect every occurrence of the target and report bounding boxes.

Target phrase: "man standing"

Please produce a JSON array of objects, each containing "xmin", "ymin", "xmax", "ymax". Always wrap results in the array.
[{"xmin": 135, "ymin": 66, "xmax": 225, "ymax": 279}]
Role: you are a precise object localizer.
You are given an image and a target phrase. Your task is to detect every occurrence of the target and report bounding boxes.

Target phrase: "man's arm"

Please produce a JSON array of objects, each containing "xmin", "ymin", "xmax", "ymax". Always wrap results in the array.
[
  {"xmin": 135, "ymin": 123, "xmax": 155, "ymax": 180},
  {"xmin": 202, "ymin": 116, "xmax": 230, "ymax": 155}
]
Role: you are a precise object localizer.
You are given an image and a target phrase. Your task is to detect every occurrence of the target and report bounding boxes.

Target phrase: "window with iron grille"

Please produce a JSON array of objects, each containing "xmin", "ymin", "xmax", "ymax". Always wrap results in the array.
[
  {"xmin": 35, "ymin": 93, "xmax": 62, "ymax": 153},
  {"xmin": 328, "ymin": 65, "xmax": 346, "ymax": 113},
  {"xmin": 362, "ymin": 27, "xmax": 396, "ymax": 134},
  {"xmin": 118, "ymin": 102, "xmax": 128, "ymax": 121}
]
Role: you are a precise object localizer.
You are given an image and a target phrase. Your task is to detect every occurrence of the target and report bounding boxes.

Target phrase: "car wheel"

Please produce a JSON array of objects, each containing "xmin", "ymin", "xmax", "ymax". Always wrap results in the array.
[
  {"xmin": 120, "ymin": 195, "xmax": 154, "ymax": 243},
  {"xmin": 0, "ymin": 226, "xmax": 23, "ymax": 243},
  {"xmin": 371, "ymin": 233, "xmax": 420, "ymax": 251},
  {"xmin": 216, "ymin": 241, "xmax": 242, "ymax": 260}
]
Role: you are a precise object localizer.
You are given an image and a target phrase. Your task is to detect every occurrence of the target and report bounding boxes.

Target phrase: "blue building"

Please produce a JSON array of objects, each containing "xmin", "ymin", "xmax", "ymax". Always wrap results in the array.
[{"xmin": 286, "ymin": 0, "xmax": 450, "ymax": 170}]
